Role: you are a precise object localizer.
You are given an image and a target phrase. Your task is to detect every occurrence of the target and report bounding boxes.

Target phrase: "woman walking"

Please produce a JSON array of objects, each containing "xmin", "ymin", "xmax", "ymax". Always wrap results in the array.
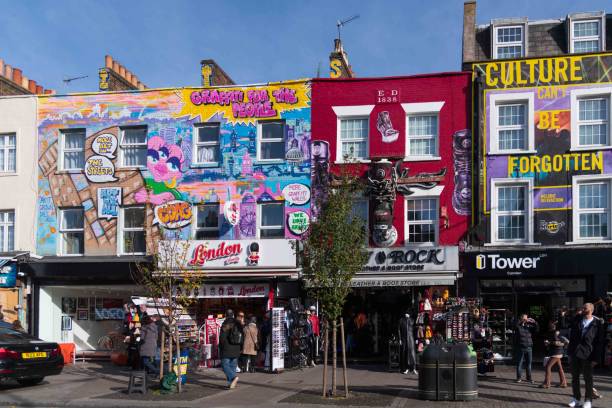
[
  {"xmin": 242, "ymin": 316, "xmax": 259, "ymax": 373},
  {"xmin": 541, "ymin": 322, "xmax": 568, "ymax": 388}
]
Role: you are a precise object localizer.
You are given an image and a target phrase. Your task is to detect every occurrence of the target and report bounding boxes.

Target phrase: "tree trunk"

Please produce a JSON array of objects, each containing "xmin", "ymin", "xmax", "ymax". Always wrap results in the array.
[
  {"xmin": 175, "ymin": 332, "xmax": 182, "ymax": 393},
  {"xmin": 332, "ymin": 319, "xmax": 337, "ymax": 397},
  {"xmin": 322, "ymin": 320, "xmax": 328, "ymax": 398},
  {"xmin": 340, "ymin": 318, "xmax": 349, "ymax": 398},
  {"xmin": 159, "ymin": 328, "xmax": 165, "ymax": 380},
  {"xmin": 167, "ymin": 327, "xmax": 173, "ymax": 374}
]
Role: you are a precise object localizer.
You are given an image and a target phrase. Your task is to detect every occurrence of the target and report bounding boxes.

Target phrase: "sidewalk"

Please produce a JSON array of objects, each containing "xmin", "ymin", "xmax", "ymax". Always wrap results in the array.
[{"xmin": 0, "ymin": 361, "xmax": 609, "ymax": 407}]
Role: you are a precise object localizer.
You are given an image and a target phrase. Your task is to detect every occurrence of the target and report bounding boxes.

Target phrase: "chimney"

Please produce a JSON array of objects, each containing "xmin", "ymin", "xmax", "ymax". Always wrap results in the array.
[
  {"xmin": 329, "ymin": 39, "xmax": 355, "ymax": 78},
  {"xmin": 0, "ymin": 59, "xmax": 4, "ymax": 77},
  {"xmin": 105, "ymin": 55, "xmax": 113, "ymax": 69},
  {"xmin": 462, "ymin": 1, "xmax": 477, "ymax": 65},
  {"xmin": 36, "ymin": 85, "xmax": 43, "ymax": 94},
  {"xmin": 12, "ymin": 68, "xmax": 22, "ymax": 86},
  {"xmin": 21, "ymin": 75, "xmax": 29, "ymax": 89},
  {"xmin": 28, "ymin": 79, "xmax": 37, "ymax": 93}
]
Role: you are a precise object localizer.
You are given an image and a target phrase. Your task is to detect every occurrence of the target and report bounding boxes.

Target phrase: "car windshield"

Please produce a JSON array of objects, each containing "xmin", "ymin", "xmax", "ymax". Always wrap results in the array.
[{"xmin": 0, "ymin": 326, "xmax": 35, "ymax": 341}]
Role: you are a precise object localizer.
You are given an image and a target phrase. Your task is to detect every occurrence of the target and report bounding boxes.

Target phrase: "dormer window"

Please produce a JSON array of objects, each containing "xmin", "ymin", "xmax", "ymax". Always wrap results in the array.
[
  {"xmin": 571, "ymin": 20, "xmax": 602, "ymax": 53},
  {"xmin": 493, "ymin": 25, "xmax": 525, "ymax": 59}
]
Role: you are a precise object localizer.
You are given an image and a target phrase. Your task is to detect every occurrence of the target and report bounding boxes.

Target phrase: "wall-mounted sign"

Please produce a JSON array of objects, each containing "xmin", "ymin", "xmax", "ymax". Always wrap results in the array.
[
  {"xmin": 85, "ymin": 155, "xmax": 117, "ymax": 183},
  {"xmin": 154, "ymin": 200, "xmax": 192, "ymax": 229},
  {"xmin": 224, "ymin": 201, "xmax": 240, "ymax": 226},
  {"xmin": 360, "ymin": 246, "xmax": 459, "ymax": 274},
  {"xmin": 376, "ymin": 111, "xmax": 399, "ymax": 143},
  {"xmin": 375, "ymin": 89, "xmax": 400, "ymax": 104},
  {"xmin": 97, "ymin": 187, "xmax": 122, "ymax": 220},
  {"xmin": 187, "ymin": 283, "xmax": 269, "ymax": 298},
  {"xmin": 0, "ymin": 263, "xmax": 17, "ymax": 288},
  {"xmin": 287, "ymin": 211, "xmax": 309, "ymax": 235},
  {"xmin": 159, "ymin": 239, "xmax": 296, "ymax": 270},
  {"xmin": 98, "ymin": 68, "xmax": 109, "ymax": 91},
  {"xmin": 91, "ymin": 133, "xmax": 118, "ymax": 159},
  {"xmin": 282, "ymin": 183, "xmax": 310, "ymax": 206}
]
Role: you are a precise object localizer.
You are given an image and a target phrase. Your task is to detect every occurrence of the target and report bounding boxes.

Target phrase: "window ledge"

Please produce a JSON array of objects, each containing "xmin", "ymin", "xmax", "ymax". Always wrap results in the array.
[
  {"xmin": 403, "ymin": 156, "xmax": 441, "ymax": 162},
  {"xmin": 0, "ymin": 172, "xmax": 18, "ymax": 177},
  {"xmin": 403, "ymin": 242, "xmax": 438, "ymax": 247},
  {"xmin": 117, "ymin": 166, "xmax": 146, "ymax": 171},
  {"xmin": 487, "ymin": 150, "xmax": 537, "ymax": 156},
  {"xmin": 118, "ymin": 252, "xmax": 146, "ymax": 256},
  {"xmin": 191, "ymin": 163, "xmax": 220, "ymax": 169},
  {"xmin": 565, "ymin": 240, "xmax": 611, "ymax": 246},
  {"xmin": 484, "ymin": 242, "xmax": 541, "ymax": 247},
  {"xmin": 254, "ymin": 159, "xmax": 285, "ymax": 165},
  {"xmin": 569, "ymin": 146, "xmax": 612, "ymax": 152},
  {"xmin": 56, "ymin": 170, "xmax": 84, "ymax": 174},
  {"xmin": 57, "ymin": 254, "xmax": 84, "ymax": 257},
  {"xmin": 334, "ymin": 159, "xmax": 371, "ymax": 164}
]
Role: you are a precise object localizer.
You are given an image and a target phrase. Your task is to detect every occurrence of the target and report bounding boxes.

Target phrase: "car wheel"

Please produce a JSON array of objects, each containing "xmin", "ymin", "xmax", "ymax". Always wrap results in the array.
[{"xmin": 17, "ymin": 377, "xmax": 44, "ymax": 386}]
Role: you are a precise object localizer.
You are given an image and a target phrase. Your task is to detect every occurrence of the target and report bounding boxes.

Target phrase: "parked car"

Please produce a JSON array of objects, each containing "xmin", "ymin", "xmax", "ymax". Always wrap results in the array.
[{"xmin": 0, "ymin": 326, "xmax": 63, "ymax": 386}]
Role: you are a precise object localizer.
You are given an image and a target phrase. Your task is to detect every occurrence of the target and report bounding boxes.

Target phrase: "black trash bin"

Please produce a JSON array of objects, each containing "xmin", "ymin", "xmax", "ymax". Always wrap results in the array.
[{"xmin": 418, "ymin": 343, "xmax": 478, "ymax": 401}]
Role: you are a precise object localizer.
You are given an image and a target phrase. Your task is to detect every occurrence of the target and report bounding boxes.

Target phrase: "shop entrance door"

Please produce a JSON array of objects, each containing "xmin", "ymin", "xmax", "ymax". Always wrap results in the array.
[{"xmin": 516, "ymin": 294, "xmax": 551, "ymax": 359}]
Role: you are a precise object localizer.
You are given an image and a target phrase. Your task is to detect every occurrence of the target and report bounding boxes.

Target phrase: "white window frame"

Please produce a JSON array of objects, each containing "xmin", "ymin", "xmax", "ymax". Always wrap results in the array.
[
  {"xmin": 350, "ymin": 197, "xmax": 369, "ymax": 245},
  {"xmin": 569, "ymin": 174, "xmax": 612, "ymax": 244},
  {"xmin": 0, "ymin": 133, "xmax": 17, "ymax": 175},
  {"xmin": 489, "ymin": 92, "xmax": 535, "ymax": 155},
  {"xmin": 59, "ymin": 208, "xmax": 84, "ymax": 256},
  {"xmin": 403, "ymin": 186, "xmax": 443, "ymax": 246},
  {"xmin": 59, "ymin": 129, "xmax": 85, "ymax": 171},
  {"xmin": 118, "ymin": 206, "xmax": 146, "ymax": 255},
  {"xmin": 570, "ymin": 19, "xmax": 603, "ymax": 54},
  {"xmin": 257, "ymin": 201, "xmax": 285, "ymax": 239},
  {"xmin": 192, "ymin": 123, "xmax": 220, "ymax": 166},
  {"xmin": 332, "ymin": 105, "xmax": 375, "ymax": 163},
  {"xmin": 256, "ymin": 120, "xmax": 285, "ymax": 163},
  {"xmin": 119, "ymin": 126, "xmax": 147, "ymax": 168},
  {"xmin": 0, "ymin": 209, "xmax": 15, "ymax": 252},
  {"xmin": 402, "ymin": 102, "xmax": 444, "ymax": 161},
  {"xmin": 490, "ymin": 178, "xmax": 534, "ymax": 245},
  {"xmin": 570, "ymin": 87, "xmax": 612, "ymax": 150},
  {"xmin": 193, "ymin": 203, "xmax": 220, "ymax": 239},
  {"xmin": 492, "ymin": 25, "xmax": 526, "ymax": 59}
]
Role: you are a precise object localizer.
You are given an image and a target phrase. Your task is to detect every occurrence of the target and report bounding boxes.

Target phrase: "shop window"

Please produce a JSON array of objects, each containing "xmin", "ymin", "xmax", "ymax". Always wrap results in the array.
[
  {"xmin": 193, "ymin": 123, "xmax": 220, "ymax": 166},
  {"xmin": 0, "ymin": 133, "xmax": 16, "ymax": 174},
  {"xmin": 0, "ymin": 210, "xmax": 14, "ymax": 252},
  {"xmin": 570, "ymin": 89, "xmax": 612, "ymax": 149},
  {"xmin": 491, "ymin": 179, "xmax": 533, "ymax": 244},
  {"xmin": 258, "ymin": 202, "xmax": 284, "ymax": 238},
  {"xmin": 571, "ymin": 20, "xmax": 601, "ymax": 53},
  {"xmin": 119, "ymin": 206, "xmax": 146, "ymax": 254},
  {"xmin": 405, "ymin": 198, "xmax": 438, "ymax": 244},
  {"xmin": 493, "ymin": 25, "xmax": 524, "ymax": 59},
  {"xmin": 59, "ymin": 129, "xmax": 85, "ymax": 171},
  {"xmin": 59, "ymin": 208, "xmax": 84, "ymax": 255},
  {"xmin": 339, "ymin": 118, "xmax": 368, "ymax": 160},
  {"xmin": 490, "ymin": 93, "xmax": 535, "ymax": 154},
  {"xmin": 257, "ymin": 121, "xmax": 285, "ymax": 161},
  {"xmin": 194, "ymin": 203, "xmax": 219, "ymax": 239},
  {"xmin": 572, "ymin": 176, "xmax": 611, "ymax": 242},
  {"xmin": 120, "ymin": 126, "xmax": 147, "ymax": 168}
]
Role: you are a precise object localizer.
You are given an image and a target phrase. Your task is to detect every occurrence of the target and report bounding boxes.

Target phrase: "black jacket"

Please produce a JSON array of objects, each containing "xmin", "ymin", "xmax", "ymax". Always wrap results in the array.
[
  {"xmin": 546, "ymin": 331, "xmax": 568, "ymax": 357},
  {"xmin": 568, "ymin": 316, "xmax": 603, "ymax": 361},
  {"xmin": 515, "ymin": 320, "xmax": 539, "ymax": 348},
  {"xmin": 219, "ymin": 318, "xmax": 242, "ymax": 359}
]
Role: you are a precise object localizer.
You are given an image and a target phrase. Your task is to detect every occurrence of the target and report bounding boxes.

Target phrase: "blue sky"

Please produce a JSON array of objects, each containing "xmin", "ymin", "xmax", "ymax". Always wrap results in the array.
[{"xmin": 0, "ymin": 0, "xmax": 610, "ymax": 93}]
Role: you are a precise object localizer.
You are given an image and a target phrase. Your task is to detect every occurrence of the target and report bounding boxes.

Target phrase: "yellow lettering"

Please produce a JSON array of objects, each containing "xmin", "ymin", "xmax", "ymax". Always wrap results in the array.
[
  {"xmin": 531, "ymin": 156, "xmax": 541, "ymax": 173},
  {"xmin": 555, "ymin": 58, "xmax": 569, "ymax": 83},
  {"xmin": 539, "ymin": 59, "xmax": 553, "ymax": 83},
  {"xmin": 541, "ymin": 155, "xmax": 551, "ymax": 172},
  {"xmin": 550, "ymin": 111, "xmax": 559, "ymax": 129},
  {"xmin": 570, "ymin": 153, "xmax": 580, "ymax": 171},
  {"xmin": 500, "ymin": 62, "xmax": 514, "ymax": 87},
  {"xmin": 582, "ymin": 153, "xmax": 590, "ymax": 170},
  {"xmin": 519, "ymin": 157, "xmax": 530, "ymax": 173},
  {"xmin": 508, "ymin": 156, "xmax": 517, "ymax": 175},
  {"xmin": 553, "ymin": 155, "xmax": 563, "ymax": 172},
  {"xmin": 515, "ymin": 61, "xmax": 527, "ymax": 85},
  {"xmin": 570, "ymin": 56, "xmax": 583, "ymax": 81},
  {"xmin": 525, "ymin": 60, "xmax": 538, "ymax": 83},
  {"xmin": 330, "ymin": 59, "xmax": 342, "ymax": 79},
  {"xmin": 485, "ymin": 63, "xmax": 498, "ymax": 87},
  {"xmin": 592, "ymin": 152, "xmax": 603, "ymax": 172},
  {"xmin": 538, "ymin": 112, "xmax": 550, "ymax": 129}
]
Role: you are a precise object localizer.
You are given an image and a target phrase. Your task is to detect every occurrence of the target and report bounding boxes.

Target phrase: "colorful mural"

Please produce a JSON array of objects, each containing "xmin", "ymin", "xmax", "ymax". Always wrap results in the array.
[{"xmin": 36, "ymin": 81, "xmax": 311, "ymax": 255}]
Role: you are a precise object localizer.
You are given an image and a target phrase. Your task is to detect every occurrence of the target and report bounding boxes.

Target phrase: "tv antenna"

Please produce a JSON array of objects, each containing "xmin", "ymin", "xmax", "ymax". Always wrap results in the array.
[
  {"xmin": 336, "ymin": 14, "xmax": 360, "ymax": 41},
  {"xmin": 63, "ymin": 75, "xmax": 89, "ymax": 85}
]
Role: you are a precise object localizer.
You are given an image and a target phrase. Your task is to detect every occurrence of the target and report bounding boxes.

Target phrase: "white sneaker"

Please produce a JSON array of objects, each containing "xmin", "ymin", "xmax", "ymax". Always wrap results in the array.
[
  {"xmin": 412, "ymin": 369, "xmax": 418, "ymax": 375},
  {"xmin": 583, "ymin": 401, "xmax": 591, "ymax": 408},
  {"xmin": 236, "ymin": 366, "xmax": 241, "ymax": 373},
  {"xmin": 568, "ymin": 399, "xmax": 583, "ymax": 407},
  {"xmin": 402, "ymin": 370, "xmax": 409, "ymax": 374}
]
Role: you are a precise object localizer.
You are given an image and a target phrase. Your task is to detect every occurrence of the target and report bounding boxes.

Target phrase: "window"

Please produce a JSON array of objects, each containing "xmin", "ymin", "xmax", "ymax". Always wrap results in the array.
[
  {"xmin": 194, "ymin": 204, "xmax": 219, "ymax": 239},
  {"xmin": 0, "ymin": 210, "xmax": 14, "ymax": 252},
  {"xmin": 120, "ymin": 206, "xmax": 146, "ymax": 254},
  {"xmin": 350, "ymin": 199, "xmax": 368, "ymax": 225},
  {"xmin": 120, "ymin": 126, "xmax": 147, "ymax": 167},
  {"xmin": 571, "ymin": 20, "xmax": 601, "ymax": 53},
  {"xmin": 194, "ymin": 123, "xmax": 220, "ymax": 165},
  {"xmin": 339, "ymin": 118, "xmax": 368, "ymax": 160},
  {"xmin": 257, "ymin": 121, "xmax": 285, "ymax": 161},
  {"xmin": 60, "ymin": 129, "xmax": 85, "ymax": 171},
  {"xmin": 493, "ymin": 25, "xmax": 524, "ymax": 59},
  {"xmin": 0, "ymin": 134, "xmax": 16, "ymax": 174},
  {"xmin": 407, "ymin": 115, "xmax": 438, "ymax": 157},
  {"xmin": 572, "ymin": 177, "xmax": 611, "ymax": 242},
  {"xmin": 570, "ymin": 89, "xmax": 612, "ymax": 149},
  {"xmin": 59, "ymin": 208, "xmax": 84, "ymax": 255},
  {"xmin": 405, "ymin": 198, "xmax": 438, "ymax": 244},
  {"xmin": 491, "ymin": 179, "xmax": 533, "ymax": 244},
  {"xmin": 490, "ymin": 92, "xmax": 534, "ymax": 154},
  {"xmin": 258, "ymin": 202, "xmax": 284, "ymax": 238}
]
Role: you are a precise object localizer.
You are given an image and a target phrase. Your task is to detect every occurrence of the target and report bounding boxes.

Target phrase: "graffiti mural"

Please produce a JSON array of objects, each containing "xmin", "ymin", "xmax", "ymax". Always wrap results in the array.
[{"xmin": 36, "ymin": 81, "xmax": 311, "ymax": 255}]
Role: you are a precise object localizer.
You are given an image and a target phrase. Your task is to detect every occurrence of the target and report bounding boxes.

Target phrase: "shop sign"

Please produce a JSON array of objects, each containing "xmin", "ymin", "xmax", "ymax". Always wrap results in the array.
[
  {"xmin": 187, "ymin": 283, "xmax": 269, "ymax": 298},
  {"xmin": 97, "ymin": 187, "xmax": 122, "ymax": 220},
  {"xmin": 85, "ymin": 155, "xmax": 117, "ymax": 183},
  {"xmin": 351, "ymin": 278, "xmax": 455, "ymax": 287},
  {"xmin": 0, "ymin": 263, "xmax": 17, "ymax": 288},
  {"xmin": 287, "ymin": 211, "xmax": 309, "ymax": 235},
  {"xmin": 154, "ymin": 200, "xmax": 192, "ymax": 229},
  {"xmin": 475, "ymin": 253, "xmax": 544, "ymax": 271},
  {"xmin": 282, "ymin": 183, "xmax": 310, "ymax": 205},
  {"xmin": 361, "ymin": 246, "xmax": 459, "ymax": 273},
  {"xmin": 159, "ymin": 239, "xmax": 296, "ymax": 270}
]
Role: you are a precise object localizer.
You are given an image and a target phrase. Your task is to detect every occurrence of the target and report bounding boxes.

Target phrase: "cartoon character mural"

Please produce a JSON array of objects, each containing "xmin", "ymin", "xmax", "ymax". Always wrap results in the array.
[{"xmin": 36, "ymin": 81, "xmax": 312, "ymax": 256}]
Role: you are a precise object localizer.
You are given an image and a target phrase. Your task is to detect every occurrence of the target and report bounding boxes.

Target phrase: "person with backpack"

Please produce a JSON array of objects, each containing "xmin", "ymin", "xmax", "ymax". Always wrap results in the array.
[{"xmin": 219, "ymin": 309, "xmax": 243, "ymax": 389}]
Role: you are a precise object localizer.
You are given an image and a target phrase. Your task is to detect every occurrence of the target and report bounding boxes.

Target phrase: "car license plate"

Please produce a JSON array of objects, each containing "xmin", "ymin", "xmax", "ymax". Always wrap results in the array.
[{"xmin": 22, "ymin": 352, "xmax": 47, "ymax": 359}]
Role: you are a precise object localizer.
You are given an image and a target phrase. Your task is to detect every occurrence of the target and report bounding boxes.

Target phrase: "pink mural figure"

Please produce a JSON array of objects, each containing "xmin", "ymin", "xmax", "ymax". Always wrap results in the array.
[{"xmin": 135, "ymin": 136, "xmax": 185, "ymax": 205}]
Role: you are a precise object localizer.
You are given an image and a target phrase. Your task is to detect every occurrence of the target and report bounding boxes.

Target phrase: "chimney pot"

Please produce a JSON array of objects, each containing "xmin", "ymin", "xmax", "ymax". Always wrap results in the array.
[
  {"xmin": 43, "ymin": 89, "xmax": 53, "ymax": 95},
  {"xmin": 12, "ymin": 68, "xmax": 22, "ymax": 85},
  {"xmin": 125, "ymin": 71, "xmax": 132, "ymax": 83},
  {"xmin": 138, "ymin": 83, "xmax": 145, "ymax": 90},
  {"xmin": 5, "ymin": 65, "xmax": 12, "ymax": 80},
  {"xmin": 462, "ymin": 1, "xmax": 477, "ymax": 64},
  {"xmin": 119, "ymin": 65, "xmax": 126, "ymax": 77},
  {"xmin": 105, "ymin": 55, "xmax": 113, "ymax": 69},
  {"xmin": 21, "ymin": 75, "xmax": 29, "ymax": 89},
  {"xmin": 112, "ymin": 61, "xmax": 120, "ymax": 72},
  {"xmin": 36, "ymin": 85, "xmax": 43, "ymax": 94},
  {"xmin": 28, "ymin": 79, "xmax": 37, "ymax": 93},
  {"xmin": 0, "ymin": 59, "xmax": 4, "ymax": 77},
  {"xmin": 131, "ymin": 75, "xmax": 139, "ymax": 86}
]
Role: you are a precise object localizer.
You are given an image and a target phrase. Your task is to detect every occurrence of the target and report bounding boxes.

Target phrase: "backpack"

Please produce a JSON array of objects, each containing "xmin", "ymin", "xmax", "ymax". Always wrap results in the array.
[{"xmin": 228, "ymin": 323, "xmax": 243, "ymax": 345}]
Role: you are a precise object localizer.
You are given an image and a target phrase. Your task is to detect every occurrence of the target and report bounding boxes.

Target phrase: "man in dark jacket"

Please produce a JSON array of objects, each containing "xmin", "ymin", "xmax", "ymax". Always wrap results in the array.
[
  {"xmin": 515, "ymin": 313, "xmax": 539, "ymax": 383},
  {"xmin": 567, "ymin": 303, "xmax": 603, "ymax": 408},
  {"xmin": 219, "ymin": 309, "xmax": 242, "ymax": 389}
]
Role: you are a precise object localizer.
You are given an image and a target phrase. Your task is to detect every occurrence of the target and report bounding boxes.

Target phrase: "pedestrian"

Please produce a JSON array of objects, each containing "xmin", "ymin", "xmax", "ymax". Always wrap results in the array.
[
  {"xmin": 235, "ymin": 311, "xmax": 246, "ymax": 372},
  {"xmin": 567, "ymin": 303, "xmax": 604, "ymax": 408},
  {"xmin": 242, "ymin": 316, "xmax": 259, "ymax": 373},
  {"xmin": 515, "ymin": 313, "xmax": 539, "ymax": 383},
  {"xmin": 540, "ymin": 322, "xmax": 568, "ymax": 388},
  {"xmin": 11, "ymin": 319, "xmax": 25, "ymax": 333},
  {"xmin": 140, "ymin": 316, "xmax": 159, "ymax": 375},
  {"xmin": 219, "ymin": 309, "xmax": 242, "ymax": 389},
  {"xmin": 309, "ymin": 306, "xmax": 320, "ymax": 358},
  {"xmin": 305, "ymin": 309, "xmax": 316, "ymax": 367}
]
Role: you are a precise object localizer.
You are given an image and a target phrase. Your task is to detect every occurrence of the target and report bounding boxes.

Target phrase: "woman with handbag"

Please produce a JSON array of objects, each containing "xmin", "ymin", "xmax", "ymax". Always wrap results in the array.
[
  {"xmin": 541, "ymin": 322, "xmax": 569, "ymax": 388},
  {"xmin": 242, "ymin": 316, "xmax": 259, "ymax": 373}
]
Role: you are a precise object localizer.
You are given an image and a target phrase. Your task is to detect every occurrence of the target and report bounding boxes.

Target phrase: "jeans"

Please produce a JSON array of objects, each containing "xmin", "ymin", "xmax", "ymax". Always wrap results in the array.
[
  {"xmin": 516, "ymin": 347, "xmax": 533, "ymax": 380},
  {"xmin": 141, "ymin": 356, "xmax": 158, "ymax": 374},
  {"xmin": 571, "ymin": 357, "xmax": 593, "ymax": 401},
  {"xmin": 221, "ymin": 357, "xmax": 238, "ymax": 383}
]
